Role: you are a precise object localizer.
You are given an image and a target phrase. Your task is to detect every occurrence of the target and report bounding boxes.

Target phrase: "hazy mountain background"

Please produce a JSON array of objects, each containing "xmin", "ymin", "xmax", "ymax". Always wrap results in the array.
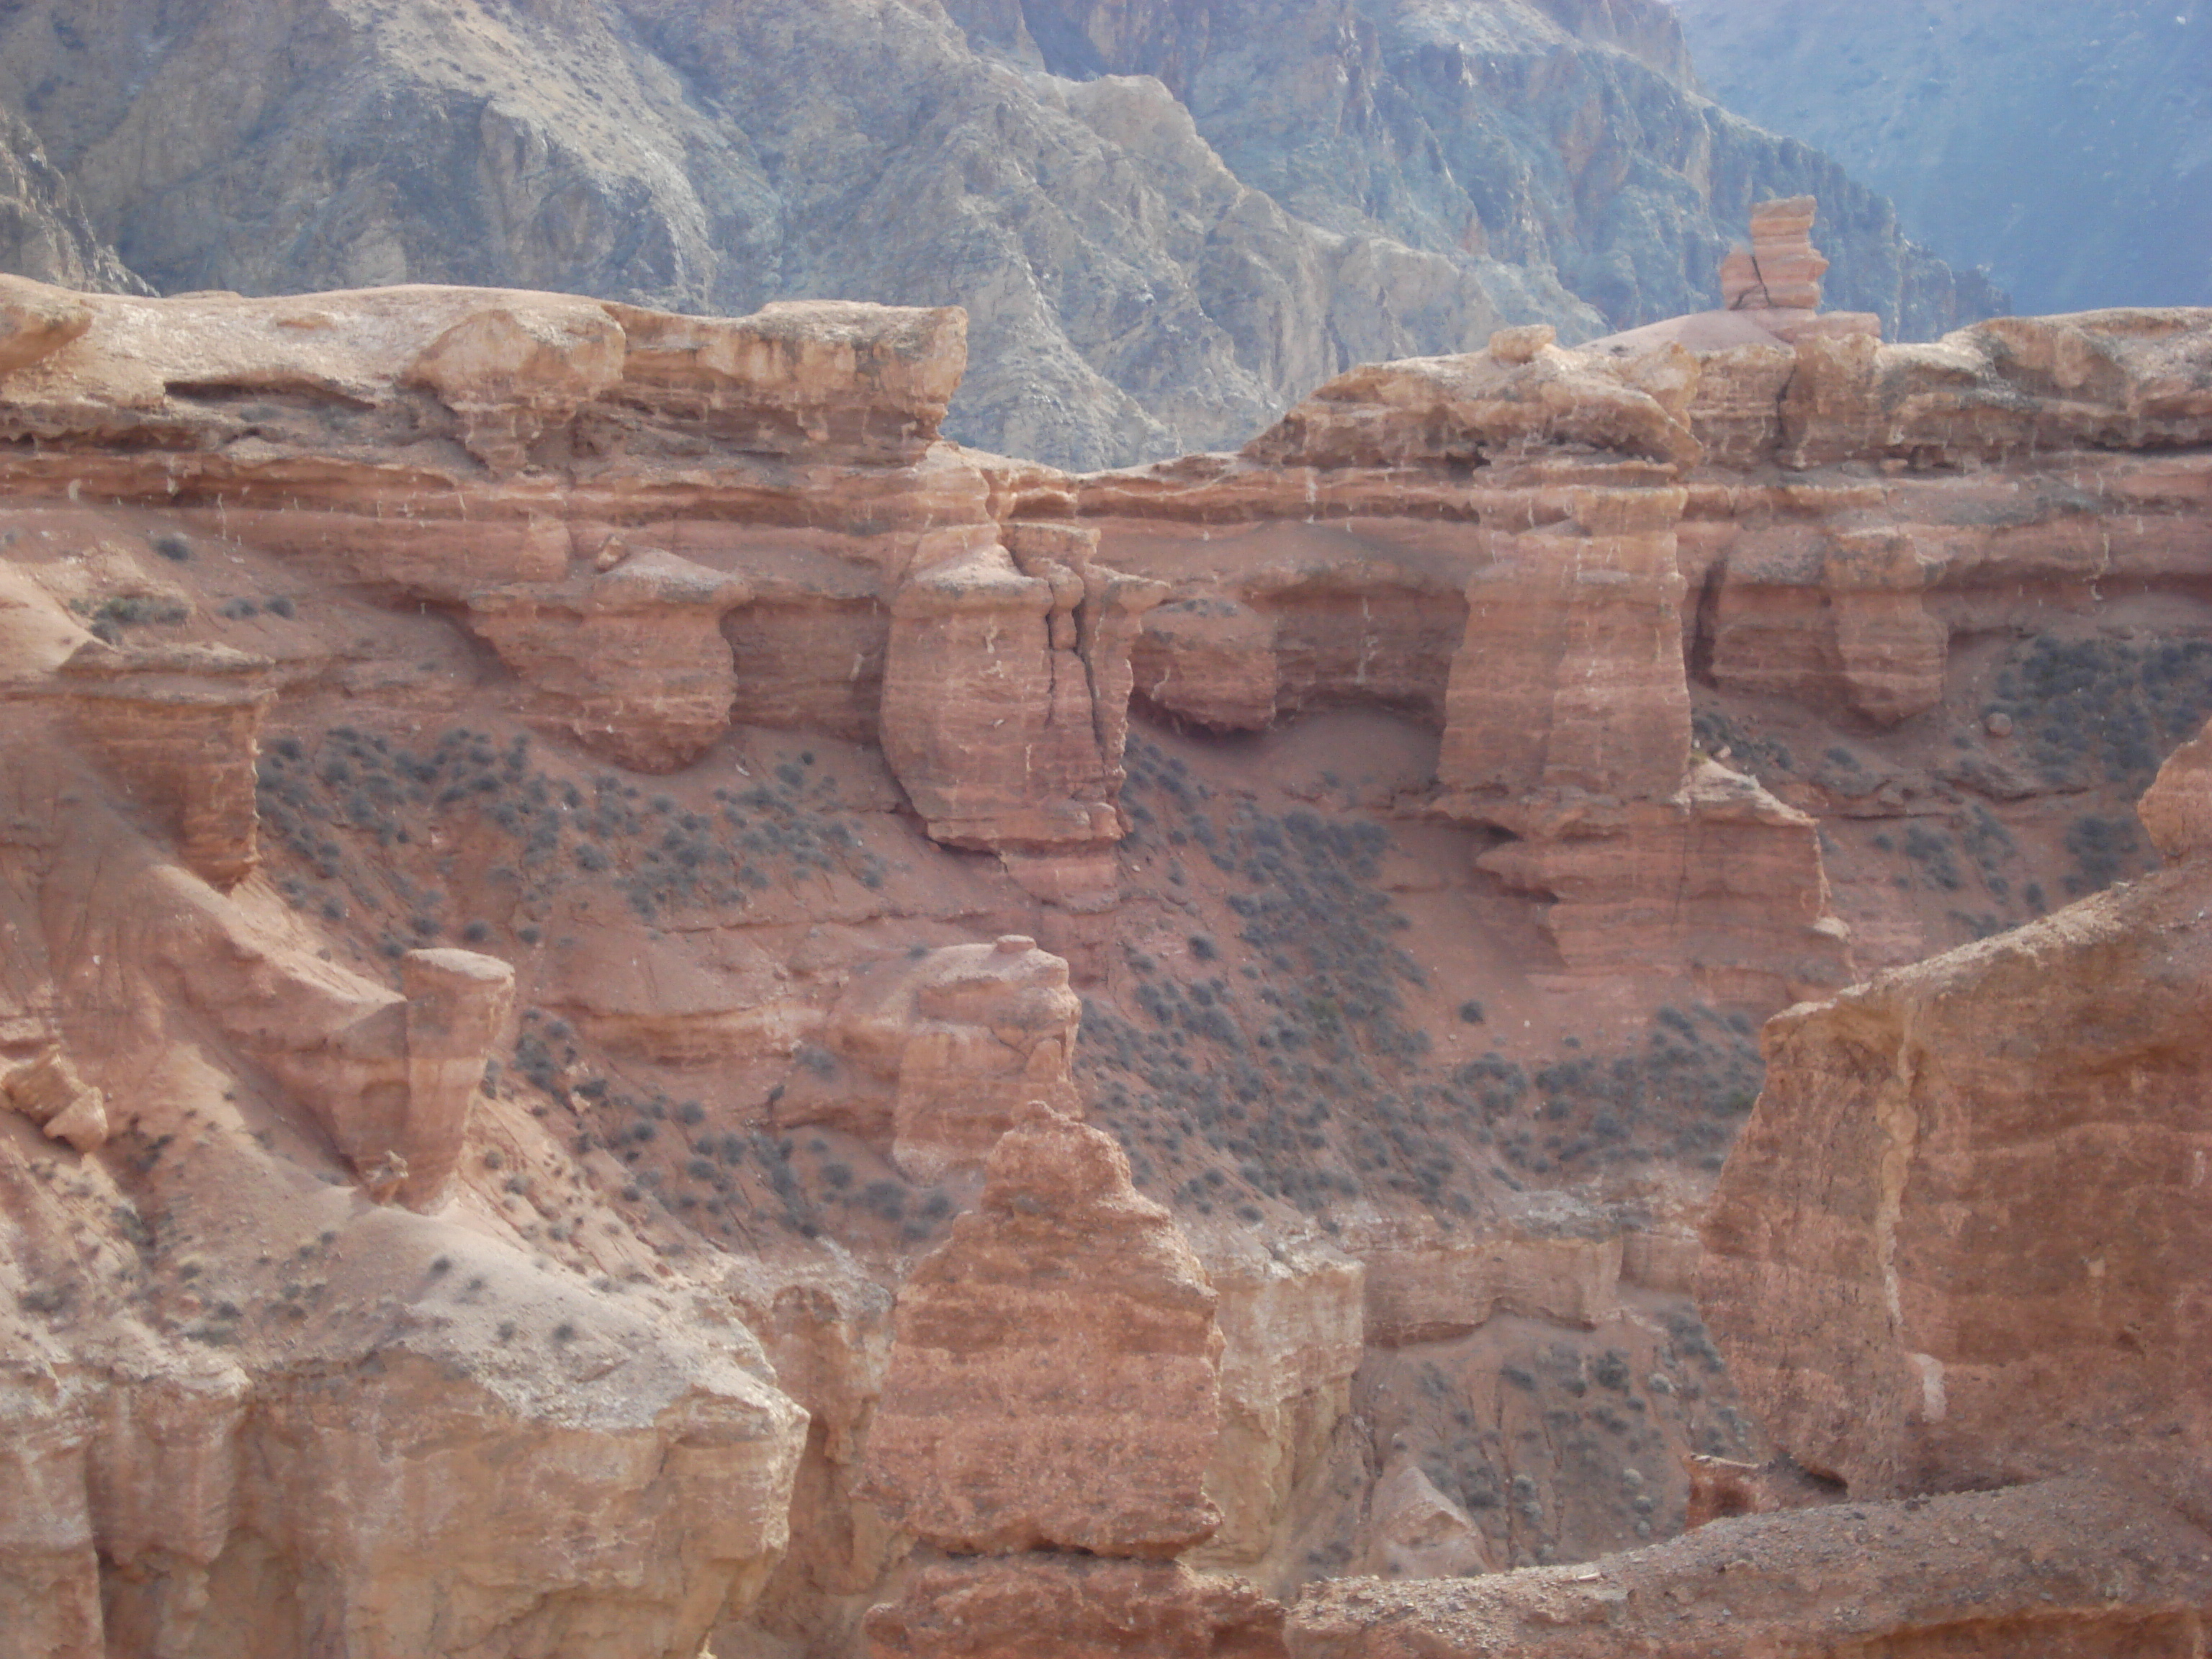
[
  {"xmin": 1671, "ymin": 0, "xmax": 2212, "ymax": 315},
  {"xmin": 0, "ymin": 0, "xmax": 2008, "ymax": 466}
]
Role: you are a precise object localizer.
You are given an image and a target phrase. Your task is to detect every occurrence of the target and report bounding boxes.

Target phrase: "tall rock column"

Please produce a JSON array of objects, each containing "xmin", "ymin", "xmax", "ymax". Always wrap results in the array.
[
  {"xmin": 1437, "ymin": 476, "xmax": 1848, "ymax": 1005},
  {"xmin": 858, "ymin": 1102, "xmax": 1285, "ymax": 1659},
  {"xmin": 880, "ymin": 523, "xmax": 1164, "ymax": 858},
  {"xmin": 1438, "ymin": 482, "xmax": 1693, "ymax": 804}
]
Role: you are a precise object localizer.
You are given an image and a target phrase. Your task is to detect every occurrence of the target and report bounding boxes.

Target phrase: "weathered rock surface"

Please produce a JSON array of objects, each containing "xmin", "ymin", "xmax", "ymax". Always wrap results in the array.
[
  {"xmin": 469, "ymin": 549, "xmax": 752, "ymax": 771},
  {"xmin": 0, "ymin": 727, "xmax": 809, "ymax": 1659},
  {"xmin": 866, "ymin": 1555, "xmax": 1287, "ymax": 1659},
  {"xmin": 796, "ymin": 936, "xmax": 1086, "ymax": 1181},
  {"xmin": 1287, "ymin": 1477, "xmax": 2212, "ymax": 1658},
  {"xmin": 0, "ymin": 0, "xmax": 2000, "ymax": 469},
  {"xmin": 882, "ymin": 523, "xmax": 1165, "ymax": 851},
  {"xmin": 860, "ymin": 1102, "xmax": 1224, "ymax": 1556},
  {"xmin": 1719, "ymin": 195, "xmax": 1826, "ymax": 315},
  {"xmin": 1698, "ymin": 720, "xmax": 2212, "ymax": 1505},
  {"xmin": 54, "ymin": 639, "xmax": 273, "ymax": 888},
  {"xmin": 1190, "ymin": 1237, "xmax": 1366, "ymax": 1575}
]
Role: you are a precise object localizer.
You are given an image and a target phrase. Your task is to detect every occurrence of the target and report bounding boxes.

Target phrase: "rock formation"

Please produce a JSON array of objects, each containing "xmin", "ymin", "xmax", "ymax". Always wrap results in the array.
[
  {"xmin": 0, "ymin": 258, "xmax": 2206, "ymax": 1658},
  {"xmin": 1698, "ymin": 716, "xmax": 2212, "ymax": 1506},
  {"xmin": 469, "ymin": 549, "xmax": 752, "ymax": 772},
  {"xmin": 0, "ymin": 0, "xmax": 2001, "ymax": 469},
  {"xmin": 1720, "ymin": 196, "xmax": 1827, "ymax": 314},
  {"xmin": 54, "ymin": 639, "xmax": 273, "ymax": 889},
  {"xmin": 1283, "ymin": 716, "xmax": 2212, "ymax": 1659},
  {"xmin": 860, "ymin": 1102, "xmax": 1225, "ymax": 1557},
  {"xmin": 794, "ymin": 936, "xmax": 1086, "ymax": 1180},
  {"xmin": 860, "ymin": 1101, "xmax": 1285, "ymax": 1656},
  {"xmin": 882, "ymin": 523, "xmax": 1165, "ymax": 853}
]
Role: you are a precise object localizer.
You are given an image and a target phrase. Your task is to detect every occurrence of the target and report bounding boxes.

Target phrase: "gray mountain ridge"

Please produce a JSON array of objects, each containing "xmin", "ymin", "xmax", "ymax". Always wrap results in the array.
[{"xmin": 0, "ymin": 0, "xmax": 2003, "ymax": 467}]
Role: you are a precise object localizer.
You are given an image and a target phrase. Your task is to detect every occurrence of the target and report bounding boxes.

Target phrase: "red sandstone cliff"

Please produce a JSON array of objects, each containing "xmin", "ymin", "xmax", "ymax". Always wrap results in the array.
[{"xmin": 0, "ymin": 249, "xmax": 2203, "ymax": 1657}]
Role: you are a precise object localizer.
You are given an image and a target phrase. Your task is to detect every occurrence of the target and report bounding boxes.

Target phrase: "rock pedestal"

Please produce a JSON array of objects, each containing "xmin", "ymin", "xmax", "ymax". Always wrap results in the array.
[
  {"xmin": 1721, "ymin": 195, "xmax": 1827, "ymax": 313},
  {"xmin": 860, "ymin": 1102, "xmax": 1284, "ymax": 1658}
]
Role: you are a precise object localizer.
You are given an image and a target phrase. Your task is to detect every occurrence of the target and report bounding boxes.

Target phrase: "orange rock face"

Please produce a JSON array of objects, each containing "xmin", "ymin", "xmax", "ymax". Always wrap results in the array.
[
  {"xmin": 1697, "ymin": 724, "xmax": 2212, "ymax": 1505},
  {"xmin": 1720, "ymin": 194, "xmax": 1829, "ymax": 313},
  {"xmin": 860, "ymin": 1102, "xmax": 1224, "ymax": 1556},
  {"xmin": 866, "ymin": 1555, "xmax": 1286, "ymax": 1659},
  {"xmin": 1287, "ymin": 1477, "xmax": 2212, "ymax": 1658}
]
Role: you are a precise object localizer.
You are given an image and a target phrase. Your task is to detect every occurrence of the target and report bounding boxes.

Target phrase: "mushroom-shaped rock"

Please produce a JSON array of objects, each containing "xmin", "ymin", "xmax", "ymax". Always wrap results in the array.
[{"xmin": 859, "ymin": 1102, "xmax": 1226, "ymax": 1557}]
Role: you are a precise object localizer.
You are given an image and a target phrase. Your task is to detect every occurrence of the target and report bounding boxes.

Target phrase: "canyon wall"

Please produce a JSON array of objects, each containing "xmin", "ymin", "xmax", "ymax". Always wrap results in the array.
[{"xmin": 0, "ymin": 256, "xmax": 2205, "ymax": 1657}]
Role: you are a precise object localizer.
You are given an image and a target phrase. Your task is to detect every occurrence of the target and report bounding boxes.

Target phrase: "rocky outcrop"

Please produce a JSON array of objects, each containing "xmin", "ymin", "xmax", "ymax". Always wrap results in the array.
[
  {"xmin": 1476, "ymin": 766, "xmax": 1852, "ymax": 1006},
  {"xmin": 1191, "ymin": 1238, "xmax": 1366, "ymax": 1575},
  {"xmin": 0, "ymin": 116, "xmax": 144, "ymax": 297},
  {"xmin": 0, "ymin": 1047, "xmax": 106, "ymax": 1152},
  {"xmin": 792, "ymin": 937, "xmax": 1085, "ymax": 1181},
  {"xmin": 1287, "ymin": 1477, "xmax": 2212, "ymax": 1659},
  {"xmin": 469, "ymin": 549, "xmax": 751, "ymax": 771},
  {"xmin": 881, "ymin": 523, "xmax": 1165, "ymax": 852},
  {"xmin": 0, "ymin": 727, "xmax": 809, "ymax": 1659},
  {"xmin": 1347, "ymin": 1216, "xmax": 1623, "ymax": 1349},
  {"xmin": 1721, "ymin": 197, "xmax": 1827, "ymax": 314},
  {"xmin": 859, "ymin": 1102, "xmax": 1290, "ymax": 1656},
  {"xmin": 54, "ymin": 640, "xmax": 272, "ymax": 889},
  {"xmin": 860, "ymin": 1102, "xmax": 1223, "ymax": 1555},
  {"xmin": 1077, "ymin": 328, "xmax": 1851, "ymax": 1007},
  {"xmin": 1697, "ymin": 721, "xmax": 2212, "ymax": 1504}
]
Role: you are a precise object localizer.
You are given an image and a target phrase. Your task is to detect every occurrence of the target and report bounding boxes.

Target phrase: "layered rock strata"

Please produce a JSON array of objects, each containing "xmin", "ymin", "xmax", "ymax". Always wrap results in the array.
[
  {"xmin": 860, "ymin": 1102, "xmax": 1225, "ymax": 1556},
  {"xmin": 53, "ymin": 640, "xmax": 273, "ymax": 889},
  {"xmin": 1061, "ymin": 324, "xmax": 1853, "ymax": 1006},
  {"xmin": 1698, "ymin": 718, "xmax": 2212, "ymax": 1505},
  {"xmin": 1282, "ymin": 727, "xmax": 2212, "ymax": 1659},
  {"xmin": 860, "ymin": 1102, "xmax": 1285, "ymax": 1655},
  {"xmin": 0, "ymin": 732, "xmax": 809, "ymax": 1659},
  {"xmin": 791, "ymin": 935, "xmax": 1086, "ymax": 1181}
]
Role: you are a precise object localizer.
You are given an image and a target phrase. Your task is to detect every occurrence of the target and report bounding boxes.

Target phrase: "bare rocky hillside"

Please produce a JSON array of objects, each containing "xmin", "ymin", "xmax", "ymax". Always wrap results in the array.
[
  {"xmin": 0, "ymin": 0, "xmax": 1998, "ymax": 467},
  {"xmin": 1672, "ymin": 0, "xmax": 2212, "ymax": 314}
]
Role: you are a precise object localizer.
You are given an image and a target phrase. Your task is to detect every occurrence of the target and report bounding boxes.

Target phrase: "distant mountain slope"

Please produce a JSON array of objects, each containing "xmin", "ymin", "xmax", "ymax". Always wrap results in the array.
[
  {"xmin": 0, "ymin": 0, "xmax": 2000, "ymax": 465},
  {"xmin": 1671, "ymin": 0, "xmax": 2212, "ymax": 314}
]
